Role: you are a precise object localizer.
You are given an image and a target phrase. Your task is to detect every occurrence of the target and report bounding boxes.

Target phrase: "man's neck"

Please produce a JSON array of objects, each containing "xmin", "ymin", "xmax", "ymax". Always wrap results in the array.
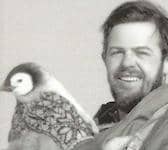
[{"xmin": 118, "ymin": 109, "xmax": 128, "ymax": 120}]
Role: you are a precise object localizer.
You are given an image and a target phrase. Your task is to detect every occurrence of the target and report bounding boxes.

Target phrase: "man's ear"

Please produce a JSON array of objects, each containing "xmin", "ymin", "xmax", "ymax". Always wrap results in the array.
[
  {"xmin": 102, "ymin": 51, "xmax": 106, "ymax": 63},
  {"xmin": 162, "ymin": 56, "xmax": 168, "ymax": 84}
]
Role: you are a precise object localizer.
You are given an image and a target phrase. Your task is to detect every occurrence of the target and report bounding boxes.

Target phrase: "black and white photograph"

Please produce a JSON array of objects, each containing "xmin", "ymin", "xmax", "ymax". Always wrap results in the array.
[{"xmin": 0, "ymin": 0, "xmax": 168, "ymax": 149}]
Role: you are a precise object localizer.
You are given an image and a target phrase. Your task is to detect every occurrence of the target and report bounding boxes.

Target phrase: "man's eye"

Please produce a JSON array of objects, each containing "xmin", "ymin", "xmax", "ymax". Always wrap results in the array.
[
  {"xmin": 110, "ymin": 50, "xmax": 123, "ymax": 56},
  {"xmin": 136, "ymin": 51, "xmax": 150, "ymax": 56}
]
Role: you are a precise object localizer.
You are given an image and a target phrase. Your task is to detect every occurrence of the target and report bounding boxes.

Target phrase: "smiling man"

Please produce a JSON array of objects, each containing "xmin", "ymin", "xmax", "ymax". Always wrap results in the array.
[
  {"xmin": 94, "ymin": 0, "xmax": 168, "ymax": 125},
  {"xmin": 104, "ymin": 22, "xmax": 163, "ymax": 116},
  {"xmin": 73, "ymin": 1, "xmax": 168, "ymax": 150}
]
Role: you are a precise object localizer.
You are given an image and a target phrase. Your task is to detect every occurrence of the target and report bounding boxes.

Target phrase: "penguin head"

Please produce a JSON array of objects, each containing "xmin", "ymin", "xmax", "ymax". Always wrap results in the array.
[{"xmin": 0, "ymin": 63, "xmax": 44, "ymax": 96}]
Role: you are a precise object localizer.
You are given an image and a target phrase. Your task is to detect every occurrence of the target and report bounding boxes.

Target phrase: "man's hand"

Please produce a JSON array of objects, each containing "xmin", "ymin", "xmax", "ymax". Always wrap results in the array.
[{"xmin": 103, "ymin": 136, "xmax": 131, "ymax": 150}]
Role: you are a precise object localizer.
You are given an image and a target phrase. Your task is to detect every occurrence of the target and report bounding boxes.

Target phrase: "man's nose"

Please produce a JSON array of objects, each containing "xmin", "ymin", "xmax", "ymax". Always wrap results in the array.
[{"xmin": 121, "ymin": 52, "xmax": 136, "ymax": 68}]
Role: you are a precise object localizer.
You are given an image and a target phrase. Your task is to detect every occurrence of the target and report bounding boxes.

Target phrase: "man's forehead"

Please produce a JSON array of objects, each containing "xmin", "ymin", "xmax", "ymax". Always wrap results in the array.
[{"xmin": 108, "ymin": 22, "xmax": 160, "ymax": 48}]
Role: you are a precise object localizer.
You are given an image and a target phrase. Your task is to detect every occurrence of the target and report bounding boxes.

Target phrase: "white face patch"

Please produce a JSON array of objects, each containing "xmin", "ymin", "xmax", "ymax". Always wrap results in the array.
[{"xmin": 10, "ymin": 72, "xmax": 33, "ymax": 96}]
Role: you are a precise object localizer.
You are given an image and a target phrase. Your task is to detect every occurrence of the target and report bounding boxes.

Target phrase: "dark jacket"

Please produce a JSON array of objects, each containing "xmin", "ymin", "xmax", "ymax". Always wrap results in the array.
[{"xmin": 74, "ymin": 85, "xmax": 168, "ymax": 150}]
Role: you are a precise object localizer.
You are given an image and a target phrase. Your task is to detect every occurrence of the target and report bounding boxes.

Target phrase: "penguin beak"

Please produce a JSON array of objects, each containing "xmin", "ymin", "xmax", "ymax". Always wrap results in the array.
[{"xmin": 0, "ymin": 85, "xmax": 15, "ymax": 92}]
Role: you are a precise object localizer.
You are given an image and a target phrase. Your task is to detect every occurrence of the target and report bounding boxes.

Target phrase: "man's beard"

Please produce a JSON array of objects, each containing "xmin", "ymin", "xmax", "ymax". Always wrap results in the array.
[{"xmin": 109, "ymin": 66, "xmax": 163, "ymax": 113}]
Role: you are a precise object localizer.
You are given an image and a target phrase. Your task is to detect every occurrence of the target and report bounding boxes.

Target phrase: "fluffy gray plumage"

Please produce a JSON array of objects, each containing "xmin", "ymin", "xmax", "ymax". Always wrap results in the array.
[{"xmin": 1, "ymin": 62, "xmax": 98, "ymax": 150}]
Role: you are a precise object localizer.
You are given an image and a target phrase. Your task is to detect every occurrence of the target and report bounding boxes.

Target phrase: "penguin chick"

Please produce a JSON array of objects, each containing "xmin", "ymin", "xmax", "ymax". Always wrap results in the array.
[
  {"xmin": 6, "ymin": 131, "xmax": 60, "ymax": 150},
  {"xmin": 0, "ymin": 62, "xmax": 98, "ymax": 150}
]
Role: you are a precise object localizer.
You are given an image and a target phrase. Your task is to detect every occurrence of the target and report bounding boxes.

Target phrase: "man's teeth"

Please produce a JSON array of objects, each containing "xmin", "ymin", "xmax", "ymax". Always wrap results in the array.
[{"xmin": 120, "ymin": 77, "xmax": 140, "ymax": 82}]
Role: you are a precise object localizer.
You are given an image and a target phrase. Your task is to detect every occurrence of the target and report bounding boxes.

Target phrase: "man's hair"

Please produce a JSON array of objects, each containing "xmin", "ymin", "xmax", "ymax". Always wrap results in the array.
[{"xmin": 102, "ymin": 0, "xmax": 168, "ymax": 60}]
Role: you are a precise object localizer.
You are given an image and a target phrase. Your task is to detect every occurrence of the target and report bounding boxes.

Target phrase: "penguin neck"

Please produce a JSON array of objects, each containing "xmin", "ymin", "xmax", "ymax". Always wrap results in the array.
[{"xmin": 15, "ymin": 90, "xmax": 40, "ymax": 104}]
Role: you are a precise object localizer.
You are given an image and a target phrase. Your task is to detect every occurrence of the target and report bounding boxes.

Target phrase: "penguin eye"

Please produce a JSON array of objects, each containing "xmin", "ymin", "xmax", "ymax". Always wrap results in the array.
[{"xmin": 17, "ymin": 79, "xmax": 23, "ymax": 83}]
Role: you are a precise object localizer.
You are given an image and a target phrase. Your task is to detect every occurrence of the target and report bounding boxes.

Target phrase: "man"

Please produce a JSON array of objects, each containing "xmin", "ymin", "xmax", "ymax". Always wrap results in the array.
[
  {"xmin": 74, "ymin": 1, "xmax": 168, "ymax": 150},
  {"xmin": 94, "ymin": 0, "xmax": 168, "ymax": 127}
]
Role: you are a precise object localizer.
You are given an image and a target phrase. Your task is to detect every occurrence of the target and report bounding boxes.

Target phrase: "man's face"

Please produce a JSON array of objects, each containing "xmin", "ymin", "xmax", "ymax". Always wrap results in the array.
[{"xmin": 104, "ymin": 22, "xmax": 163, "ymax": 112}]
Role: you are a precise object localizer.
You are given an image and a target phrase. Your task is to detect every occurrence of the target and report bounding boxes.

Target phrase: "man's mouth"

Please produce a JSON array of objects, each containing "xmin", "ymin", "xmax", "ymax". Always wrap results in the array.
[{"xmin": 118, "ymin": 76, "xmax": 141, "ymax": 82}]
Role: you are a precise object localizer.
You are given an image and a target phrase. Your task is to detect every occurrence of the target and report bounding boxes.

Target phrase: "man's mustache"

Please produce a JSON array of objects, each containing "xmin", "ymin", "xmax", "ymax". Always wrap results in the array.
[{"xmin": 114, "ymin": 67, "xmax": 144, "ymax": 79}]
